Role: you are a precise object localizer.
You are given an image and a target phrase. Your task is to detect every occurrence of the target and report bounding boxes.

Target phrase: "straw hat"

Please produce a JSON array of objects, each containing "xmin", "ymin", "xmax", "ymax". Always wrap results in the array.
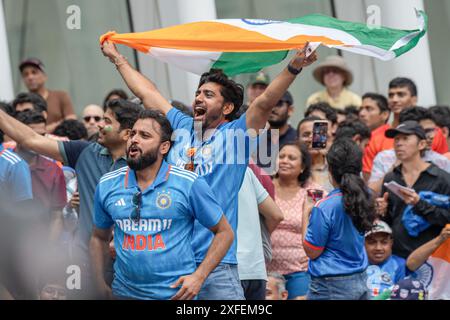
[{"xmin": 313, "ymin": 55, "xmax": 354, "ymax": 86}]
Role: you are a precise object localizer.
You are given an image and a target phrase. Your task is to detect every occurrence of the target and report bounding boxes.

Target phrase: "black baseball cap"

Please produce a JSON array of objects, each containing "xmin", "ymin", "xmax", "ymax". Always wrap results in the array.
[
  {"xmin": 19, "ymin": 58, "xmax": 45, "ymax": 73},
  {"xmin": 278, "ymin": 91, "xmax": 294, "ymax": 106},
  {"xmin": 385, "ymin": 120, "xmax": 426, "ymax": 140}
]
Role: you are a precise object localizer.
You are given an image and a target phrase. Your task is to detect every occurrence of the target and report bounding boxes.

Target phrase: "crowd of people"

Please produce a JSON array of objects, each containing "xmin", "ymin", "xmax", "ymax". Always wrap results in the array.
[{"xmin": 0, "ymin": 40, "xmax": 449, "ymax": 300}]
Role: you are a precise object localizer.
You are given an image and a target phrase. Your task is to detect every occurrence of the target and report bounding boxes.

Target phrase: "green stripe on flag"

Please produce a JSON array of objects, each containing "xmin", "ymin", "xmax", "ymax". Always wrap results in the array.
[
  {"xmin": 393, "ymin": 12, "xmax": 428, "ymax": 57},
  {"xmin": 289, "ymin": 12, "xmax": 427, "ymax": 54},
  {"xmin": 212, "ymin": 50, "xmax": 288, "ymax": 76},
  {"xmin": 211, "ymin": 11, "xmax": 427, "ymax": 76}
]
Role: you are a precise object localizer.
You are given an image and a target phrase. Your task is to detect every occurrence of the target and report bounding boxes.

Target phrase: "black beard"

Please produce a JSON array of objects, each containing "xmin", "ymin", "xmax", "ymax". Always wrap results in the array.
[
  {"xmin": 268, "ymin": 118, "xmax": 288, "ymax": 129},
  {"xmin": 127, "ymin": 147, "xmax": 159, "ymax": 171}
]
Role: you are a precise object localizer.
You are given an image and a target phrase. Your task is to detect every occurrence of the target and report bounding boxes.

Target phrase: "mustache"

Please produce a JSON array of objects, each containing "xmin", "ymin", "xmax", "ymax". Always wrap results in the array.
[{"xmin": 127, "ymin": 144, "xmax": 142, "ymax": 154}]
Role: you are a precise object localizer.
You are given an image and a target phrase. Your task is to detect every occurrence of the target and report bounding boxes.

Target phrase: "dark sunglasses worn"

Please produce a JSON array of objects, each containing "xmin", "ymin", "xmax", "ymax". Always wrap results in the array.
[
  {"xmin": 83, "ymin": 116, "xmax": 102, "ymax": 122},
  {"xmin": 130, "ymin": 191, "xmax": 142, "ymax": 222}
]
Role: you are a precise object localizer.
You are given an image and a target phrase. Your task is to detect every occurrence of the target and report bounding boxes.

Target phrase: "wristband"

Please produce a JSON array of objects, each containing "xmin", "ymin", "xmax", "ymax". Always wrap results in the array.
[{"xmin": 287, "ymin": 64, "xmax": 303, "ymax": 75}]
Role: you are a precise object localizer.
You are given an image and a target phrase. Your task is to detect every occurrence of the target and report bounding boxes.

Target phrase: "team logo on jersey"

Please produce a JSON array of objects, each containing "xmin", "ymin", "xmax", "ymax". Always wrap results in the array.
[
  {"xmin": 156, "ymin": 191, "xmax": 171, "ymax": 209},
  {"xmin": 201, "ymin": 145, "xmax": 213, "ymax": 158},
  {"xmin": 186, "ymin": 147, "xmax": 197, "ymax": 158},
  {"xmin": 381, "ymin": 273, "xmax": 392, "ymax": 284}
]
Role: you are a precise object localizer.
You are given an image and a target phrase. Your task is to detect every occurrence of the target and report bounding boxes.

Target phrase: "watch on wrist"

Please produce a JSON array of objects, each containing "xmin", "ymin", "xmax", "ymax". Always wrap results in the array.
[{"xmin": 287, "ymin": 64, "xmax": 303, "ymax": 75}]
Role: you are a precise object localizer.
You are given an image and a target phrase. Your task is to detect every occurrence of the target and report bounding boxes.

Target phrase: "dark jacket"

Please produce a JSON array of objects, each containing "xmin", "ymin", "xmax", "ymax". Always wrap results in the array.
[{"xmin": 382, "ymin": 163, "xmax": 450, "ymax": 258}]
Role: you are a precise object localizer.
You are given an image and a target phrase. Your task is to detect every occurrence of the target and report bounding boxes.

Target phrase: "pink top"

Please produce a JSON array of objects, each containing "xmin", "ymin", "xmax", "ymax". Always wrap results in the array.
[{"xmin": 268, "ymin": 181, "xmax": 326, "ymax": 275}]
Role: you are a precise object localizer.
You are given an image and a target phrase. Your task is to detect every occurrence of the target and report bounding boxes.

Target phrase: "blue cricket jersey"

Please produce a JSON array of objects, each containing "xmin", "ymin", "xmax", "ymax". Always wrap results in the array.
[
  {"xmin": 166, "ymin": 108, "xmax": 257, "ymax": 265},
  {"xmin": 304, "ymin": 189, "xmax": 368, "ymax": 278},
  {"xmin": 366, "ymin": 255, "xmax": 407, "ymax": 298},
  {"xmin": 0, "ymin": 144, "xmax": 33, "ymax": 202},
  {"xmin": 94, "ymin": 160, "xmax": 223, "ymax": 300}
]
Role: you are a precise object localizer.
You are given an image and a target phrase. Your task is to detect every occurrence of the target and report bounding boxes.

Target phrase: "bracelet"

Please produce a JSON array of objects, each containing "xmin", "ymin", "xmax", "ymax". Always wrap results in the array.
[
  {"xmin": 287, "ymin": 64, "xmax": 303, "ymax": 75},
  {"xmin": 114, "ymin": 55, "xmax": 128, "ymax": 68}
]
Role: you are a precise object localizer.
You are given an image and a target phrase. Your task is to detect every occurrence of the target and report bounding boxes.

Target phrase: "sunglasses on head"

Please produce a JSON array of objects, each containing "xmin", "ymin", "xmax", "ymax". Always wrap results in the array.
[
  {"xmin": 130, "ymin": 191, "xmax": 142, "ymax": 222},
  {"xmin": 83, "ymin": 116, "xmax": 102, "ymax": 122}
]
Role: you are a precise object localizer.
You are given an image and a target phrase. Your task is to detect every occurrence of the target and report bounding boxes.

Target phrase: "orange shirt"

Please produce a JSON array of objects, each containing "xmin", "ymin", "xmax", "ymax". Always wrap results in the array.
[
  {"xmin": 431, "ymin": 127, "xmax": 449, "ymax": 154},
  {"xmin": 363, "ymin": 124, "xmax": 394, "ymax": 174}
]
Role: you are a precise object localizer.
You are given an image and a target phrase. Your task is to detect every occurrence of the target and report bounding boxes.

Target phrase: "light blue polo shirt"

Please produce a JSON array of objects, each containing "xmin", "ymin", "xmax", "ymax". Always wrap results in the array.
[
  {"xmin": 94, "ymin": 160, "xmax": 223, "ymax": 300},
  {"xmin": 167, "ymin": 108, "xmax": 257, "ymax": 265},
  {"xmin": 0, "ymin": 144, "xmax": 33, "ymax": 202},
  {"xmin": 304, "ymin": 189, "xmax": 368, "ymax": 278}
]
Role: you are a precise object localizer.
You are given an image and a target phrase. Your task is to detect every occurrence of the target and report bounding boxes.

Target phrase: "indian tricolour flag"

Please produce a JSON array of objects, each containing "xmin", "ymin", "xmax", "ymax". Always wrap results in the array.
[
  {"xmin": 100, "ymin": 9, "xmax": 427, "ymax": 76},
  {"xmin": 427, "ymin": 239, "xmax": 450, "ymax": 300}
]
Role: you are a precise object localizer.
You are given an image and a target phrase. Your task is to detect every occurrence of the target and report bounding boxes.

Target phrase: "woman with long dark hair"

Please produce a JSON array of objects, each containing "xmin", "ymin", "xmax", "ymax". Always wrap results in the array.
[{"xmin": 302, "ymin": 139, "xmax": 375, "ymax": 300}]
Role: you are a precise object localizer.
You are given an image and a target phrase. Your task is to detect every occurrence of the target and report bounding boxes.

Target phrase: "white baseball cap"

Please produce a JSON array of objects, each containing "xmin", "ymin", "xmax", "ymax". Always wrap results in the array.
[{"xmin": 365, "ymin": 220, "xmax": 392, "ymax": 237}]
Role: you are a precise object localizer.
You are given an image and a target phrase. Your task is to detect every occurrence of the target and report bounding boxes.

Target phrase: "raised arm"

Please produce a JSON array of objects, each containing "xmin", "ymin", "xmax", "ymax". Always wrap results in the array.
[
  {"xmin": 0, "ymin": 109, "xmax": 62, "ymax": 162},
  {"xmin": 246, "ymin": 44, "xmax": 318, "ymax": 132},
  {"xmin": 101, "ymin": 41, "xmax": 173, "ymax": 115},
  {"xmin": 406, "ymin": 225, "xmax": 450, "ymax": 271}
]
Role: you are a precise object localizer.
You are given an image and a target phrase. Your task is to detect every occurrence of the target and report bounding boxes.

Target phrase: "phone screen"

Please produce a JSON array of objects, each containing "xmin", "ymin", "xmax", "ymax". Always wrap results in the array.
[{"xmin": 312, "ymin": 121, "xmax": 328, "ymax": 149}]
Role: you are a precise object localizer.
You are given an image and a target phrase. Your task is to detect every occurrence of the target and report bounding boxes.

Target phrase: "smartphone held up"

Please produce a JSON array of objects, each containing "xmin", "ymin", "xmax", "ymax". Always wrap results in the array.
[{"xmin": 312, "ymin": 120, "xmax": 328, "ymax": 149}]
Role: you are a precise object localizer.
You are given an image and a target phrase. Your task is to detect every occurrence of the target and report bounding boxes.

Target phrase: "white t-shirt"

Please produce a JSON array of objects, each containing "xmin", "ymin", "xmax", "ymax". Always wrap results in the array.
[{"xmin": 237, "ymin": 168, "xmax": 269, "ymax": 281}]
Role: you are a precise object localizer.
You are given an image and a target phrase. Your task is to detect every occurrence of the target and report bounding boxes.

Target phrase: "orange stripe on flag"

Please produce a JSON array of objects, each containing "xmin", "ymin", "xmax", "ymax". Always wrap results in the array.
[
  {"xmin": 100, "ymin": 22, "xmax": 345, "ymax": 53},
  {"xmin": 432, "ymin": 239, "xmax": 450, "ymax": 263}
]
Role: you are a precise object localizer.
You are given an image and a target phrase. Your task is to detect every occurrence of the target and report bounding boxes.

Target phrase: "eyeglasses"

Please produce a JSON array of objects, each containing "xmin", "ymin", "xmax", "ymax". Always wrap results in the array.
[
  {"xmin": 130, "ymin": 191, "xmax": 142, "ymax": 222},
  {"xmin": 83, "ymin": 116, "xmax": 102, "ymax": 122}
]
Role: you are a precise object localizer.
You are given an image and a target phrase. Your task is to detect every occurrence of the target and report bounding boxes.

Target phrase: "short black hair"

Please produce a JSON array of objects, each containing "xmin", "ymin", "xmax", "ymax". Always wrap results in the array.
[
  {"xmin": 0, "ymin": 101, "xmax": 15, "ymax": 117},
  {"xmin": 296, "ymin": 115, "xmax": 322, "ymax": 134},
  {"xmin": 105, "ymin": 99, "xmax": 142, "ymax": 131},
  {"xmin": 12, "ymin": 92, "xmax": 47, "ymax": 113},
  {"xmin": 103, "ymin": 89, "xmax": 129, "ymax": 109},
  {"xmin": 362, "ymin": 93, "xmax": 390, "ymax": 113},
  {"xmin": 15, "ymin": 110, "xmax": 46, "ymax": 126},
  {"xmin": 399, "ymin": 107, "xmax": 429, "ymax": 123},
  {"xmin": 198, "ymin": 69, "xmax": 244, "ymax": 121},
  {"xmin": 429, "ymin": 105, "xmax": 450, "ymax": 131},
  {"xmin": 304, "ymin": 102, "xmax": 338, "ymax": 124},
  {"xmin": 234, "ymin": 104, "xmax": 249, "ymax": 120},
  {"xmin": 136, "ymin": 109, "xmax": 173, "ymax": 144},
  {"xmin": 54, "ymin": 120, "xmax": 88, "ymax": 140},
  {"xmin": 389, "ymin": 77, "xmax": 418, "ymax": 97},
  {"xmin": 343, "ymin": 105, "xmax": 360, "ymax": 122},
  {"xmin": 335, "ymin": 120, "xmax": 371, "ymax": 142}
]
